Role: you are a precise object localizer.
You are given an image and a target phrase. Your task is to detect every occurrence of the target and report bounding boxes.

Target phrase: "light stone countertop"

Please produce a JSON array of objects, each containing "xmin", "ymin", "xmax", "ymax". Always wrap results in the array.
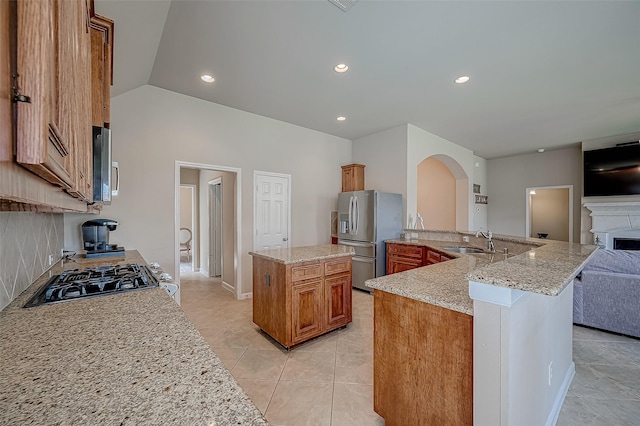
[
  {"xmin": 0, "ymin": 251, "xmax": 267, "ymax": 425},
  {"xmin": 249, "ymin": 244, "xmax": 354, "ymax": 264},
  {"xmin": 366, "ymin": 236, "xmax": 598, "ymax": 316}
]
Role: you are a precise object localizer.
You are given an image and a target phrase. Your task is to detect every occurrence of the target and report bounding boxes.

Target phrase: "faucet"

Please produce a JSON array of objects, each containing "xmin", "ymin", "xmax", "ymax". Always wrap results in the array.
[{"xmin": 476, "ymin": 229, "xmax": 495, "ymax": 253}]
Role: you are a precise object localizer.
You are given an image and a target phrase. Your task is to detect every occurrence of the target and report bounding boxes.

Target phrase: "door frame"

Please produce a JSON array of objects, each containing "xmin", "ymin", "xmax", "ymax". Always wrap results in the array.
[
  {"xmin": 525, "ymin": 185, "xmax": 573, "ymax": 242},
  {"xmin": 175, "ymin": 161, "xmax": 243, "ymax": 301},
  {"xmin": 253, "ymin": 170, "xmax": 292, "ymax": 251}
]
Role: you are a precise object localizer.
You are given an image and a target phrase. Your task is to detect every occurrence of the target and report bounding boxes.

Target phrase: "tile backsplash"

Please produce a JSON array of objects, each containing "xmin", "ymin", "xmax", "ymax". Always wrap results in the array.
[{"xmin": 0, "ymin": 212, "xmax": 63, "ymax": 311}]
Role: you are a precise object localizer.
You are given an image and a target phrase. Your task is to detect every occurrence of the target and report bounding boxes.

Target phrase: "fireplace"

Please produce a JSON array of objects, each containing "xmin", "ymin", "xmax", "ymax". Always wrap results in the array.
[{"xmin": 584, "ymin": 202, "xmax": 640, "ymax": 250}]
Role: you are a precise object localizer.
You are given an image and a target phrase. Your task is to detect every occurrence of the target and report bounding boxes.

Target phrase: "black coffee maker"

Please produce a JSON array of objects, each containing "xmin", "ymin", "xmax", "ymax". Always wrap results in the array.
[{"xmin": 82, "ymin": 219, "xmax": 125, "ymax": 257}]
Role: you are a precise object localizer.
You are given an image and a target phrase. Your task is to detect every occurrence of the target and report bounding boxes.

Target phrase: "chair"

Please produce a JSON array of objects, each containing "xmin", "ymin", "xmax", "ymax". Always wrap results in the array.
[{"xmin": 179, "ymin": 228, "xmax": 192, "ymax": 261}]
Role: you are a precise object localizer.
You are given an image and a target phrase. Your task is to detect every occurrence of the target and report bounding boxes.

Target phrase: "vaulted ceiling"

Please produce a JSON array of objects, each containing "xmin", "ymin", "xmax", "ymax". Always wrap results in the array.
[{"xmin": 95, "ymin": 0, "xmax": 640, "ymax": 159}]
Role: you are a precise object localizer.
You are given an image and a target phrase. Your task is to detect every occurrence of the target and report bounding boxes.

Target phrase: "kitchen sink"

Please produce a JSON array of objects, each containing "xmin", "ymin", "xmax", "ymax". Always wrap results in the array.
[{"xmin": 442, "ymin": 246, "xmax": 487, "ymax": 254}]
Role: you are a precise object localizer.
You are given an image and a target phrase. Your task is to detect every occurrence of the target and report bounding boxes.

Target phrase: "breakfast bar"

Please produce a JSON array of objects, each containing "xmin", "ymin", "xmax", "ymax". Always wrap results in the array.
[{"xmin": 366, "ymin": 231, "xmax": 598, "ymax": 426}]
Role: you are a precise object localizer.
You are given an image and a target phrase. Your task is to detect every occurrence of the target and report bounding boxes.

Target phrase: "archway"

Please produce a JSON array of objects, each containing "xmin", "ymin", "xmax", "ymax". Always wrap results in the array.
[{"xmin": 415, "ymin": 155, "xmax": 469, "ymax": 231}]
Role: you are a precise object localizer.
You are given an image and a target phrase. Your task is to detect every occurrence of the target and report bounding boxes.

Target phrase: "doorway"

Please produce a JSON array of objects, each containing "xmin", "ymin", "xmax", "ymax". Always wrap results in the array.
[
  {"xmin": 175, "ymin": 161, "xmax": 242, "ymax": 300},
  {"xmin": 525, "ymin": 185, "xmax": 573, "ymax": 242},
  {"xmin": 179, "ymin": 184, "xmax": 196, "ymax": 273}
]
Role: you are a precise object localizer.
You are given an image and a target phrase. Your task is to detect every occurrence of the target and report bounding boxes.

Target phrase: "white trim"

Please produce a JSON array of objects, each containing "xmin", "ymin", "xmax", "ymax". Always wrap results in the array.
[
  {"xmin": 239, "ymin": 292, "xmax": 253, "ymax": 300},
  {"xmin": 546, "ymin": 362, "xmax": 575, "ymax": 426},
  {"xmin": 253, "ymin": 170, "xmax": 292, "ymax": 251},
  {"xmin": 221, "ymin": 280, "xmax": 234, "ymax": 294},
  {"xmin": 208, "ymin": 178, "xmax": 223, "ymax": 278},
  {"xmin": 525, "ymin": 185, "xmax": 574, "ymax": 242},
  {"xmin": 175, "ymin": 161, "xmax": 243, "ymax": 301}
]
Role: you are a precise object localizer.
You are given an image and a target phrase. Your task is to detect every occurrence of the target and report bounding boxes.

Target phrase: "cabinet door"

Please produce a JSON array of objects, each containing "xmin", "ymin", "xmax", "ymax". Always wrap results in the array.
[
  {"xmin": 387, "ymin": 256, "xmax": 423, "ymax": 274},
  {"xmin": 0, "ymin": 0, "xmax": 10, "ymax": 161},
  {"xmin": 292, "ymin": 280, "xmax": 323, "ymax": 344},
  {"xmin": 16, "ymin": 0, "xmax": 74, "ymax": 189},
  {"xmin": 325, "ymin": 274, "xmax": 352, "ymax": 329},
  {"xmin": 90, "ymin": 13, "xmax": 113, "ymax": 127},
  {"xmin": 426, "ymin": 249, "xmax": 441, "ymax": 264}
]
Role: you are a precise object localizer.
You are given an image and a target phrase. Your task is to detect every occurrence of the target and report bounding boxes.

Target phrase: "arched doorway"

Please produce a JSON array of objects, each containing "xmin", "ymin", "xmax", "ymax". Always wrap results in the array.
[{"xmin": 415, "ymin": 155, "xmax": 469, "ymax": 231}]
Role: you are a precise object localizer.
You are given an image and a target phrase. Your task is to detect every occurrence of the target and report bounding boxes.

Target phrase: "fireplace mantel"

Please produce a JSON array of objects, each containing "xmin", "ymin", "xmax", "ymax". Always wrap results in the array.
[{"xmin": 584, "ymin": 202, "xmax": 640, "ymax": 248}]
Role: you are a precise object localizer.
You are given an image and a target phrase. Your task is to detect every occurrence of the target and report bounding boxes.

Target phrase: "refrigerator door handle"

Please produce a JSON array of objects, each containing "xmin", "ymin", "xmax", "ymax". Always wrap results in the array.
[
  {"xmin": 354, "ymin": 195, "xmax": 359, "ymax": 236},
  {"xmin": 348, "ymin": 196, "xmax": 354, "ymax": 234}
]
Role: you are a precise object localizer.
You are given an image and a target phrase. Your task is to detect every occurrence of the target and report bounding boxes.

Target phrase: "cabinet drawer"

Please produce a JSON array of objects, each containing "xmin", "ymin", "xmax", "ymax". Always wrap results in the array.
[
  {"xmin": 325, "ymin": 258, "xmax": 351, "ymax": 276},
  {"xmin": 387, "ymin": 244, "xmax": 423, "ymax": 259},
  {"xmin": 291, "ymin": 263, "xmax": 322, "ymax": 282},
  {"xmin": 426, "ymin": 249, "xmax": 441, "ymax": 264}
]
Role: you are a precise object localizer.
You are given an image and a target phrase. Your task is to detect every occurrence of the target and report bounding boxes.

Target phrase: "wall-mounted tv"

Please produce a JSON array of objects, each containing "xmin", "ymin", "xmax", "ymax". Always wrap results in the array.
[{"xmin": 584, "ymin": 143, "xmax": 640, "ymax": 197}]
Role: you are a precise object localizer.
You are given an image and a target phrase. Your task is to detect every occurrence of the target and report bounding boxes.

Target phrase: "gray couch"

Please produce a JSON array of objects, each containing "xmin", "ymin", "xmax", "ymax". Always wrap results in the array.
[{"xmin": 573, "ymin": 249, "xmax": 640, "ymax": 338}]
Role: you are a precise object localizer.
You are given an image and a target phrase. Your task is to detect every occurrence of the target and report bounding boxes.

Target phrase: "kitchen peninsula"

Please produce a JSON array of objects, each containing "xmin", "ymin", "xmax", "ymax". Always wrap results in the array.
[
  {"xmin": 366, "ymin": 231, "xmax": 598, "ymax": 426},
  {"xmin": 250, "ymin": 244, "xmax": 354, "ymax": 349},
  {"xmin": 0, "ymin": 251, "xmax": 267, "ymax": 425}
]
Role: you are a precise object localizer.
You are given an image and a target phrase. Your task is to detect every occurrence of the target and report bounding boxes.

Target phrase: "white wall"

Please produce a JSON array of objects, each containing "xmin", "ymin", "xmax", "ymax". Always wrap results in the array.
[
  {"xmin": 472, "ymin": 155, "xmax": 488, "ymax": 231},
  {"xmin": 65, "ymin": 85, "xmax": 351, "ymax": 296},
  {"xmin": 407, "ymin": 124, "xmax": 476, "ymax": 231},
  {"xmin": 487, "ymin": 146, "xmax": 582, "ymax": 242}
]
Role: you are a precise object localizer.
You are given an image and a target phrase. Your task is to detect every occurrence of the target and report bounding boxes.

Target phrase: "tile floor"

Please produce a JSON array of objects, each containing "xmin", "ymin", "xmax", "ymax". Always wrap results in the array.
[{"xmin": 179, "ymin": 272, "xmax": 640, "ymax": 426}]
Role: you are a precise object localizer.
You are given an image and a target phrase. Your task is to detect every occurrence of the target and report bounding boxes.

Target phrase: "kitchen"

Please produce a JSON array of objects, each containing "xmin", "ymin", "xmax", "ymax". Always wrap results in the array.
[{"xmin": 2, "ymin": 1, "xmax": 640, "ymax": 425}]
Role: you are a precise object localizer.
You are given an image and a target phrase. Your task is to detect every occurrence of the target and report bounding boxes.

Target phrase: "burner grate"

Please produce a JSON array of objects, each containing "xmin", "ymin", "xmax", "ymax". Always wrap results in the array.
[{"xmin": 25, "ymin": 263, "xmax": 159, "ymax": 307}]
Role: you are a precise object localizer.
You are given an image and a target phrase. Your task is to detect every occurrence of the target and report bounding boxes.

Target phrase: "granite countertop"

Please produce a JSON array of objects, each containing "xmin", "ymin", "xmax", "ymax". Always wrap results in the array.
[
  {"xmin": 366, "ymin": 236, "xmax": 598, "ymax": 316},
  {"xmin": 249, "ymin": 244, "xmax": 354, "ymax": 264},
  {"xmin": 0, "ymin": 251, "xmax": 267, "ymax": 425}
]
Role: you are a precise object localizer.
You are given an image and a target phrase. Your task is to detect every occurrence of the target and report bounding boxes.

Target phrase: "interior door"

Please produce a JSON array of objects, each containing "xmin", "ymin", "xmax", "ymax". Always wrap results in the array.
[
  {"xmin": 209, "ymin": 180, "xmax": 222, "ymax": 277},
  {"xmin": 254, "ymin": 171, "xmax": 291, "ymax": 250}
]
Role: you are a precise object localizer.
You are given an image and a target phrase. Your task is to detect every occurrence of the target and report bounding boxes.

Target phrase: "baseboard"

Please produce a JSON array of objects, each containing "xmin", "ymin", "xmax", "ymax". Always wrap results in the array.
[
  {"xmin": 546, "ymin": 361, "xmax": 575, "ymax": 426},
  {"xmin": 221, "ymin": 281, "xmax": 234, "ymax": 294},
  {"xmin": 239, "ymin": 292, "xmax": 253, "ymax": 300}
]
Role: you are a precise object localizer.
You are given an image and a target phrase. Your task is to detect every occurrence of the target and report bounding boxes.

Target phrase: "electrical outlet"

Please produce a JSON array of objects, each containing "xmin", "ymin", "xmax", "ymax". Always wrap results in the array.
[
  {"xmin": 463, "ymin": 236, "xmax": 470, "ymax": 243},
  {"xmin": 48, "ymin": 254, "xmax": 54, "ymax": 266},
  {"xmin": 61, "ymin": 248, "xmax": 65, "ymax": 257},
  {"xmin": 548, "ymin": 362, "xmax": 553, "ymax": 386}
]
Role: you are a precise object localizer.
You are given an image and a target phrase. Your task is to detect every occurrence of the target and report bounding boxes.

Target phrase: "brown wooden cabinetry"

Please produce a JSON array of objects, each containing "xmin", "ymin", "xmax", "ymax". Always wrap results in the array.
[
  {"xmin": 341, "ymin": 163, "xmax": 365, "ymax": 192},
  {"xmin": 374, "ymin": 290, "xmax": 473, "ymax": 425},
  {"xmin": 1, "ymin": 0, "xmax": 114, "ymax": 211},
  {"xmin": 253, "ymin": 255, "xmax": 353, "ymax": 348},
  {"xmin": 386, "ymin": 243, "xmax": 451, "ymax": 274}
]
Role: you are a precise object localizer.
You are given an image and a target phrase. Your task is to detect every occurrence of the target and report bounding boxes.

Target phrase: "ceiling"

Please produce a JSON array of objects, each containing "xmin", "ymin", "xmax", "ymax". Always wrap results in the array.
[{"xmin": 95, "ymin": 0, "xmax": 640, "ymax": 159}]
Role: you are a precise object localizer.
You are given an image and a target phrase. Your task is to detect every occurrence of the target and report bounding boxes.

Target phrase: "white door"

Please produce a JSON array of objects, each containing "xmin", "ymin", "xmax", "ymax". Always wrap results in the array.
[
  {"xmin": 254, "ymin": 171, "xmax": 291, "ymax": 250},
  {"xmin": 209, "ymin": 180, "xmax": 222, "ymax": 277}
]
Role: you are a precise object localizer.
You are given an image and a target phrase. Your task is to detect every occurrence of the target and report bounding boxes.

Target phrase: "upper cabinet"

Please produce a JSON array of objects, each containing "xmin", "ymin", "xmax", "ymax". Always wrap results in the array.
[
  {"xmin": 90, "ymin": 13, "xmax": 113, "ymax": 128},
  {"xmin": 341, "ymin": 163, "xmax": 365, "ymax": 192},
  {"xmin": 0, "ymin": 0, "xmax": 114, "ymax": 212}
]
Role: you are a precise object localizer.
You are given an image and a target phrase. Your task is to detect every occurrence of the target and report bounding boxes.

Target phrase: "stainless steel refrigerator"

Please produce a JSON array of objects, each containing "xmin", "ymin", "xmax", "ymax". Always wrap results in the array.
[{"xmin": 337, "ymin": 190, "xmax": 403, "ymax": 292}]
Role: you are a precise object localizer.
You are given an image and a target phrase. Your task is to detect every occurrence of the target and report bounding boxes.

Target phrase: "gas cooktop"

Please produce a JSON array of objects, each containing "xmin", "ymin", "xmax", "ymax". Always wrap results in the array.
[{"xmin": 24, "ymin": 263, "xmax": 159, "ymax": 308}]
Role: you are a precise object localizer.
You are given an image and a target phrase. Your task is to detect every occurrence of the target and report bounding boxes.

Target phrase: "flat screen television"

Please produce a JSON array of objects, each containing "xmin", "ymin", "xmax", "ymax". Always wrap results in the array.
[{"xmin": 584, "ymin": 143, "xmax": 640, "ymax": 197}]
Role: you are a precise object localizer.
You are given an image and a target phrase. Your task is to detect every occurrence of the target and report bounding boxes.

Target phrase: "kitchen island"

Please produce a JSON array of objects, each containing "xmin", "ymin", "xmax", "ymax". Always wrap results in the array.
[
  {"xmin": 250, "ymin": 244, "xmax": 354, "ymax": 349},
  {"xmin": 0, "ymin": 251, "xmax": 267, "ymax": 425},
  {"xmin": 366, "ymin": 231, "xmax": 598, "ymax": 426}
]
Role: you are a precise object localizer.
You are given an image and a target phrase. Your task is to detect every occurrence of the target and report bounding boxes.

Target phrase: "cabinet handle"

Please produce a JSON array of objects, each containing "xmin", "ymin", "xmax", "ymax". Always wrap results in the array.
[{"xmin": 12, "ymin": 74, "xmax": 31, "ymax": 104}]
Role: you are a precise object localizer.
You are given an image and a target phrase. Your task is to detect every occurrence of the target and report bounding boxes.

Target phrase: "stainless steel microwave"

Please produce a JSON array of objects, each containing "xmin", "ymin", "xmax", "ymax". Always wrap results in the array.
[{"xmin": 92, "ymin": 126, "xmax": 119, "ymax": 204}]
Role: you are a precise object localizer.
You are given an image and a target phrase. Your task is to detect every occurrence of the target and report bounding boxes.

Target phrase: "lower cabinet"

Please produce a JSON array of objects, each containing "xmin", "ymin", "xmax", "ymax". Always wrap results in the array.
[
  {"xmin": 386, "ymin": 243, "xmax": 452, "ymax": 273},
  {"xmin": 253, "ymin": 255, "xmax": 353, "ymax": 348}
]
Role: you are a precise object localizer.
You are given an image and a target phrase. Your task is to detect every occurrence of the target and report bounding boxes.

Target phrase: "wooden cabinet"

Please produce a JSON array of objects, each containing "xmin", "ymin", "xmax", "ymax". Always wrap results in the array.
[
  {"xmin": 0, "ymin": 0, "xmax": 10, "ymax": 162},
  {"xmin": 253, "ymin": 255, "xmax": 353, "ymax": 348},
  {"xmin": 90, "ymin": 13, "xmax": 113, "ymax": 128},
  {"xmin": 341, "ymin": 163, "xmax": 365, "ymax": 192},
  {"xmin": 374, "ymin": 290, "xmax": 473, "ymax": 425},
  {"xmin": 386, "ymin": 243, "xmax": 452, "ymax": 274},
  {"xmin": 1, "ymin": 0, "xmax": 114, "ymax": 211}
]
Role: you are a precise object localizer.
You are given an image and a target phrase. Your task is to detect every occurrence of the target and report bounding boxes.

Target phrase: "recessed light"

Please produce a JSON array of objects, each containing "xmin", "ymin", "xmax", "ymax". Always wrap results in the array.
[
  {"xmin": 201, "ymin": 74, "xmax": 215, "ymax": 83},
  {"xmin": 337, "ymin": 116, "xmax": 346, "ymax": 122},
  {"xmin": 334, "ymin": 64, "xmax": 349, "ymax": 73},
  {"xmin": 538, "ymin": 148, "xmax": 545, "ymax": 153},
  {"xmin": 454, "ymin": 75, "xmax": 470, "ymax": 84}
]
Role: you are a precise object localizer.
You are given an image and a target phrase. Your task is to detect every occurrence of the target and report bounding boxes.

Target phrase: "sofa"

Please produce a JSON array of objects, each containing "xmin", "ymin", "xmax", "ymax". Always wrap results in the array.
[{"xmin": 573, "ymin": 249, "xmax": 640, "ymax": 338}]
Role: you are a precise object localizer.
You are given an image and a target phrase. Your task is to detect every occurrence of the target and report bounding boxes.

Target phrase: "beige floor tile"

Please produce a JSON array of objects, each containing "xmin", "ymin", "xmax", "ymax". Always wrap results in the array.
[
  {"xmin": 265, "ymin": 381, "xmax": 333, "ymax": 426},
  {"xmin": 294, "ymin": 331, "xmax": 338, "ymax": 353},
  {"xmin": 556, "ymin": 396, "xmax": 610, "ymax": 426},
  {"xmin": 210, "ymin": 346, "xmax": 246, "ymax": 371},
  {"xmin": 232, "ymin": 348, "xmax": 289, "ymax": 380},
  {"xmin": 336, "ymin": 330, "xmax": 373, "ymax": 354},
  {"xmin": 334, "ymin": 352, "xmax": 373, "ymax": 385},
  {"xmin": 576, "ymin": 396, "xmax": 640, "ymax": 425},
  {"xmin": 280, "ymin": 351, "xmax": 336, "ymax": 383},
  {"xmin": 249, "ymin": 331, "xmax": 291, "ymax": 352},
  {"xmin": 331, "ymin": 383, "xmax": 384, "ymax": 426},
  {"xmin": 234, "ymin": 378, "xmax": 278, "ymax": 414}
]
